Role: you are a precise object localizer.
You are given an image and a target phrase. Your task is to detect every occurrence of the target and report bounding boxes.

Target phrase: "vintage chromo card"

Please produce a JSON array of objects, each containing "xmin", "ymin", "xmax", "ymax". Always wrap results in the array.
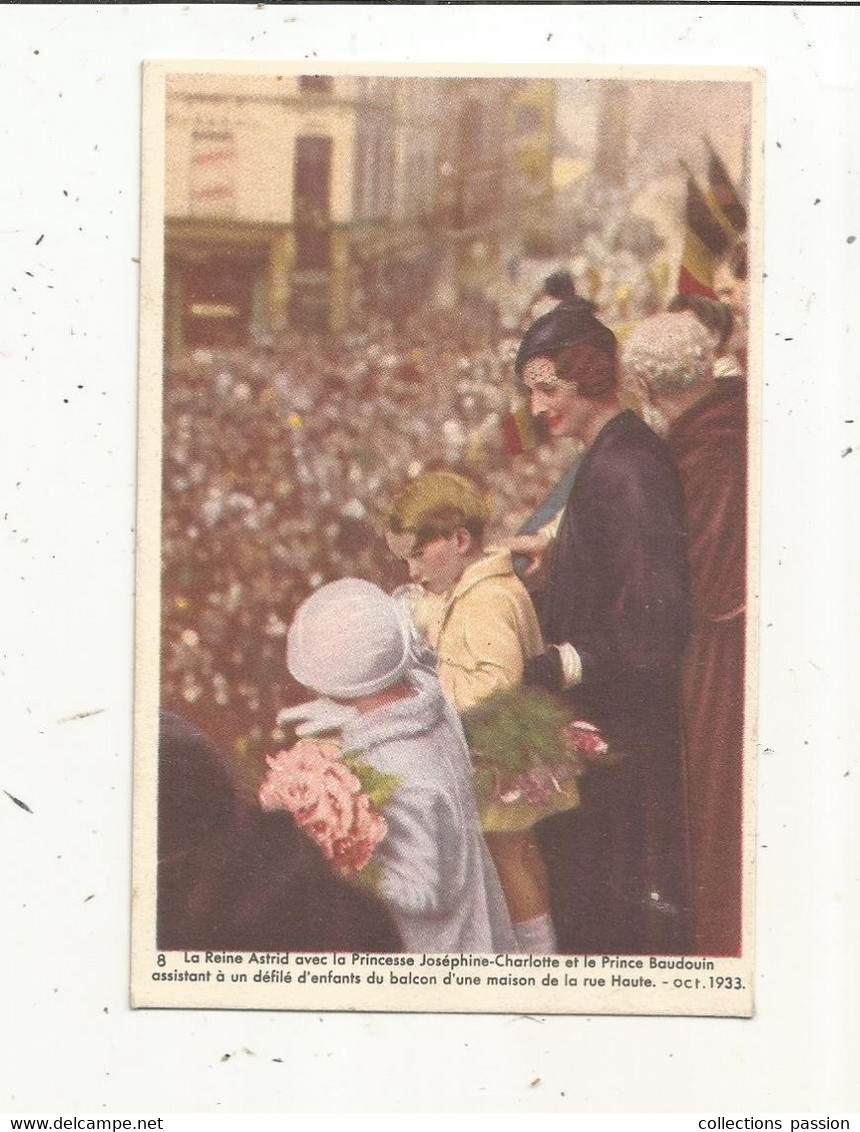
[{"xmin": 133, "ymin": 60, "xmax": 763, "ymax": 1015}]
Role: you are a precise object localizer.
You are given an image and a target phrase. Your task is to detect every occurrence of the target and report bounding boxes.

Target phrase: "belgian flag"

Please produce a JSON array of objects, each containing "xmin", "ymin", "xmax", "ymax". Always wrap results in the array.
[
  {"xmin": 705, "ymin": 138, "xmax": 747, "ymax": 235},
  {"xmin": 678, "ymin": 171, "xmax": 729, "ymax": 298},
  {"xmin": 501, "ymin": 396, "xmax": 540, "ymax": 456},
  {"xmin": 677, "ymin": 144, "xmax": 747, "ymax": 298}
]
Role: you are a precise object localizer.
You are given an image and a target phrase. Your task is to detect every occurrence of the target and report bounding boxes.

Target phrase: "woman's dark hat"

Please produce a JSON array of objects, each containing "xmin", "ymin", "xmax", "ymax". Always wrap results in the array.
[
  {"xmin": 515, "ymin": 298, "xmax": 617, "ymax": 380},
  {"xmin": 543, "ymin": 270, "xmax": 578, "ymax": 302}
]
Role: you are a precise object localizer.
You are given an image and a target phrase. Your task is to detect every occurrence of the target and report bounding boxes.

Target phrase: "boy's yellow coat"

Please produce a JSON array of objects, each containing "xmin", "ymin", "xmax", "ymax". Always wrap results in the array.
[
  {"xmin": 418, "ymin": 550, "xmax": 544, "ymax": 714},
  {"xmin": 416, "ymin": 550, "xmax": 580, "ymax": 833}
]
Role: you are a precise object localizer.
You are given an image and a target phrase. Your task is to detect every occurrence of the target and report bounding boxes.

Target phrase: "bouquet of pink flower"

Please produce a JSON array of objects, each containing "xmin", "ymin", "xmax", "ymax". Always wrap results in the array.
[
  {"xmin": 461, "ymin": 689, "xmax": 623, "ymax": 833},
  {"xmin": 562, "ymin": 719, "xmax": 624, "ymax": 776},
  {"xmin": 259, "ymin": 738, "xmax": 398, "ymax": 878}
]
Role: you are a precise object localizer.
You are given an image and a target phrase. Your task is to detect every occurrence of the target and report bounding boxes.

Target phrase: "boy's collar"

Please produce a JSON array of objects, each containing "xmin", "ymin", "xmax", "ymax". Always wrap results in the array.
[{"xmin": 442, "ymin": 549, "xmax": 514, "ymax": 607}]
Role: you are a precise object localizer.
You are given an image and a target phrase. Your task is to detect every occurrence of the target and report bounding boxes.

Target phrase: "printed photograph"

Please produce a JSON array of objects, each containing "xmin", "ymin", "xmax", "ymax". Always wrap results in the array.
[{"xmin": 135, "ymin": 64, "xmax": 760, "ymax": 1012}]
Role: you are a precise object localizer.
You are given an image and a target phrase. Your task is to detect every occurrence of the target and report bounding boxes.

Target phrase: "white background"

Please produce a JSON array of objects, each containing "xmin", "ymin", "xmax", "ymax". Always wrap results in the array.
[{"xmin": 1, "ymin": 1, "xmax": 858, "ymax": 1115}]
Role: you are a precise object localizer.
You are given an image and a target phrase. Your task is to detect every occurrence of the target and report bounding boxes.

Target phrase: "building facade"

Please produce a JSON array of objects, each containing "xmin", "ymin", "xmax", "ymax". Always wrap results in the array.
[{"xmin": 163, "ymin": 73, "xmax": 553, "ymax": 350}]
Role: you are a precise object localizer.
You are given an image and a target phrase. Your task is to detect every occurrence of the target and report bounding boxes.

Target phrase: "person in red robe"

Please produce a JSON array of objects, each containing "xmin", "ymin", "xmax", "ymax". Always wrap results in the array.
[{"xmin": 625, "ymin": 311, "xmax": 747, "ymax": 956}]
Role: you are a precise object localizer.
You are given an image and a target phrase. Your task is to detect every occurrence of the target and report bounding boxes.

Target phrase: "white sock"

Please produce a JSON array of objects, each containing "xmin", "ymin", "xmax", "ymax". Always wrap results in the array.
[{"xmin": 514, "ymin": 913, "xmax": 557, "ymax": 954}]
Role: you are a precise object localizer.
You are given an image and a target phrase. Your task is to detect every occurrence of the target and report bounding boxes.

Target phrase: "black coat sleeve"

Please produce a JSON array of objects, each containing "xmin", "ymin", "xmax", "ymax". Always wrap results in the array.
[
  {"xmin": 573, "ymin": 442, "xmax": 690, "ymax": 689},
  {"xmin": 523, "ymin": 645, "xmax": 565, "ymax": 692}
]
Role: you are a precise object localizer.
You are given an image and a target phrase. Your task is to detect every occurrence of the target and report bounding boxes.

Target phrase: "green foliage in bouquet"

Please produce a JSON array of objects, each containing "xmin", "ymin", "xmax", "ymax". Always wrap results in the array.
[
  {"xmin": 461, "ymin": 687, "xmax": 569, "ymax": 774},
  {"xmin": 342, "ymin": 750, "xmax": 401, "ymax": 810}
]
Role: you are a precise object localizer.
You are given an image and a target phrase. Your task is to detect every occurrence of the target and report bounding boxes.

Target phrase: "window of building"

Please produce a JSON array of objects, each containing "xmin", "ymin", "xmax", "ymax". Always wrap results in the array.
[
  {"xmin": 516, "ymin": 105, "xmax": 544, "ymax": 135},
  {"xmin": 189, "ymin": 130, "xmax": 236, "ymax": 217},
  {"xmin": 299, "ymin": 76, "xmax": 333, "ymax": 95}
]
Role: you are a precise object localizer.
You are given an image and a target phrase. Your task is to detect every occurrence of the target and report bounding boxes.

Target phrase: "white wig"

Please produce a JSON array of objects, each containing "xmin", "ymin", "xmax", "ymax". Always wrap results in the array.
[{"xmin": 622, "ymin": 311, "xmax": 714, "ymax": 394}]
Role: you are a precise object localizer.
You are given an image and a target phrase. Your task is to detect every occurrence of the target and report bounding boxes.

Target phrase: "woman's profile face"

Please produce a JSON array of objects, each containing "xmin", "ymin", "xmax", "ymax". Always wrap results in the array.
[{"xmin": 522, "ymin": 356, "xmax": 589, "ymax": 441}]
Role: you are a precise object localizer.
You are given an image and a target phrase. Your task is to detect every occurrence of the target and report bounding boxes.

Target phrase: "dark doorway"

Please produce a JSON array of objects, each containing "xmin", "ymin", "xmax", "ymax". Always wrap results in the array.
[
  {"xmin": 292, "ymin": 135, "xmax": 334, "ymax": 331},
  {"xmin": 294, "ymin": 135, "xmax": 333, "ymax": 271},
  {"xmin": 177, "ymin": 251, "xmax": 263, "ymax": 348}
]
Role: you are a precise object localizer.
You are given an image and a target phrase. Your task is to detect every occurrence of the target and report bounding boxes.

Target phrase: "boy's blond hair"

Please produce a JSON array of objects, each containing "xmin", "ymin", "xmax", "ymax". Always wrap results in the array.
[{"xmin": 387, "ymin": 471, "xmax": 493, "ymax": 553}]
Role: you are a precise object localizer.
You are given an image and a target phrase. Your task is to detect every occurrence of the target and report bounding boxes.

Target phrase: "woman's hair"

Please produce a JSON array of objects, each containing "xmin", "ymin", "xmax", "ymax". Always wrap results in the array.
[
  {"xmin": 552, "ymin": 343, "xmax": 619, "ymax": 400},
  {"xmin": 515, "ymin": 299, "xmax": 619, "ymax": 399},
  {"xmin": 386, "ymin": 471, "xmax": 493, "ymax": 553},
  {"xmin": 667, "ymin": 293, "xmax": 734, "ymax": 352}
]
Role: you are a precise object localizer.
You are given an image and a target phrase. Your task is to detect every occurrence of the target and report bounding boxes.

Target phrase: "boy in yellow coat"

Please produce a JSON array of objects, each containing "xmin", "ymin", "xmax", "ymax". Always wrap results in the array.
[{"xmin": 386, "ymin": 471, "xmax": 563, "ymax": 954}]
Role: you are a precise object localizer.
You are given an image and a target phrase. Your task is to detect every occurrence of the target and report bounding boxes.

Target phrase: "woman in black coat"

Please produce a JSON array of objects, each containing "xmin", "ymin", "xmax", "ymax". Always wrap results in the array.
[{"xmin": 515, "ymin": 300, "xmax": 691, "ymax": 955}]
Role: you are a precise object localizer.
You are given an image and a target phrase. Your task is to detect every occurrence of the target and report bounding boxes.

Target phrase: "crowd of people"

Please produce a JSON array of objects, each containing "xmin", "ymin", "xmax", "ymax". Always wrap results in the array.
[
  {"xmin": 159, "ymin": 246, "xmax": 749, "ymax": 959},
  {"xmin": 161, "ymin": 305, "xmax": 581, "ymax": 776}
]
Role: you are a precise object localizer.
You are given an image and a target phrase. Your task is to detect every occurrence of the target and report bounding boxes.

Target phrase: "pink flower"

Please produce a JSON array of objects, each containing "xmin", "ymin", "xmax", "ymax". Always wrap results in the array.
[
  {"xmin": 258, "ymin": 738, "xmax": 388, "ymax": 876},
  {"xmin": 260, "ymin": 753, "xmax": 318, "ymax": 817},
  {"xmin": 331, "ymin": 795, "xmax": 388, "ymax": 874},
  {"xmin": 520, "ymin": 767, "xmax": 556, "ymax": 807},
  {"xmin": 564, "ymin": 720, "xmax": 609, "ymax": 758},
  {"xmin": 314, "ymin": 738, "xmax": 344, "ymax": 764}
]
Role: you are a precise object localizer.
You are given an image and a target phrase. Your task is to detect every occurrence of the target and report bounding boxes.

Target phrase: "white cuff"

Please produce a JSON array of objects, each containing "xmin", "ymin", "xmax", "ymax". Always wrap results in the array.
[{"xmin": 556, "ymin": 642, "xmax": 583, "ymax": 689}]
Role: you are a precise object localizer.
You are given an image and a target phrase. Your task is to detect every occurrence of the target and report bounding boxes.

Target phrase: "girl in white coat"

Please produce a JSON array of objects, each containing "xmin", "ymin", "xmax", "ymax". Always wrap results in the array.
[{"xmin": 287, "ymin": 577, "xmax": 517, "ymax": 955}]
